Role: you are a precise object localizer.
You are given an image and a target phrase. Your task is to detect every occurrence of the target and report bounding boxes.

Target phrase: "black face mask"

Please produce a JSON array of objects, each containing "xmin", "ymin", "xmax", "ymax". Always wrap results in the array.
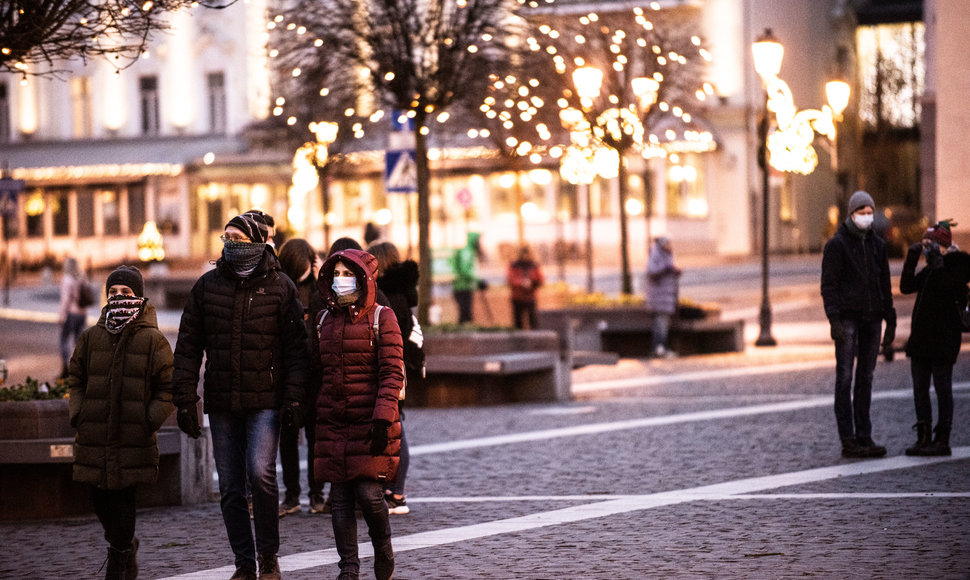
[{"xmin": 223, "ymin": 241, "xmax": 266, "ymax": 273}]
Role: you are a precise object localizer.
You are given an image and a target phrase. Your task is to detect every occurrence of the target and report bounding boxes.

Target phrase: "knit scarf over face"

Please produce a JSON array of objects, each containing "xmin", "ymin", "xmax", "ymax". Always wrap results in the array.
[
  {"xmin": 105, "ymin": 296, "xmax": 146, "ymax": 334},
  {"xmin": 223, "ymin": 241, "xmax": 266, "ymax": 277}
]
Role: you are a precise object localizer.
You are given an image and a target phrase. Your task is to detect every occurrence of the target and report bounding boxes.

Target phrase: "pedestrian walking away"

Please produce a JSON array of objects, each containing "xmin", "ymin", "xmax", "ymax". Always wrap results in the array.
[
  {"xmin": 369, "ymin": 240, "xmax": 425, "ymax": 515},
  {"xmin": 66, "ymin": 265, "xmax": 175, "ymax": 580},
  {"xmin": 276, "ymin": 238, "xmax": 329, "ymax": 516},
  {"xmin": 646, "ymin": 236, "xmax": 682, "ymax": 359},
  {"xmin": 506, "ymin": 244, "xmax": 545, "ymax": 330},
  {"xmin": 821, "ymin": 190, "xmax": 896, "ymax": 459},
  {"xmin": 171, "ymin": 212, "xmax": 309, "ymax": 580},
  {"xmin": 314, "ymin": 249, "xmax": 403, "ymax": 580},
  {"xmin": 59, "ymin": 256, "xmax": 91, "ymax": 377},
  {"xmin": 899, "ymin": 220, "xmax": 970, "ymax": 456}
]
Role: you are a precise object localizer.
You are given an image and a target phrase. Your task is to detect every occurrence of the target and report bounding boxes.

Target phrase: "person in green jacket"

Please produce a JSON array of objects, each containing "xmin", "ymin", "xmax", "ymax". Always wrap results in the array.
[
  {"xmin": 451, "ymin": 232, "xmax": 482, "ymax": 324},
  {"xmin": 67, "ymin": 265, "xmax": 175, "ymax": 580}
]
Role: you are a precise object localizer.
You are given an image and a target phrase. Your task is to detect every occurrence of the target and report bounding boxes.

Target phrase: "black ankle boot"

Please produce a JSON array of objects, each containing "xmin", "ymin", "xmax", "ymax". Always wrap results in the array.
[
  {"xmin": 105, "ymin": 546, "xmax": 130, "ymax": 580},
  {"xmin": 922, "ymin": 425, "xmax": 951, "ymax": 456},
  {"xmin": 905, "ymin": 422, "xmax": 933, "ymax": 456}
]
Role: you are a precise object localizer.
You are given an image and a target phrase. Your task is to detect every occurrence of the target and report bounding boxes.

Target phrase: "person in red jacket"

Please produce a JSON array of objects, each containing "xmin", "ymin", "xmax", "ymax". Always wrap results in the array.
[
  {"xmin": 506, "ymin": 244, "xmax": 545, "ymax": 330},
  {"xmin": 314, "ymin": 248, "xmax": 403, "ymax": 580}
]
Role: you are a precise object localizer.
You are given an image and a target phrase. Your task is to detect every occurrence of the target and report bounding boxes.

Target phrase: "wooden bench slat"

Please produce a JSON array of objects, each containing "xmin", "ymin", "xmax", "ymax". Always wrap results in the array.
[{"xmin": 425, "ymin": 352, "xmax": 557, "ymax": 375}]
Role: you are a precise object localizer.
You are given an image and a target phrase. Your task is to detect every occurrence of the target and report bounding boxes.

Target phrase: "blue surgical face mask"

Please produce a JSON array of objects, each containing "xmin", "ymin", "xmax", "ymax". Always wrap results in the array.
[{"xmin": 332, "ymin": 277, "xmax": 357, "ymax": 296}]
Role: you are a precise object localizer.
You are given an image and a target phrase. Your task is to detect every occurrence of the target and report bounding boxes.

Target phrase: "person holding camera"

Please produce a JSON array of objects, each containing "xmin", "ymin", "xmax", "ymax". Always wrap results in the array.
[{"xmin": 900, "ymin": 220, "xmax": 970, "ymax": 456}]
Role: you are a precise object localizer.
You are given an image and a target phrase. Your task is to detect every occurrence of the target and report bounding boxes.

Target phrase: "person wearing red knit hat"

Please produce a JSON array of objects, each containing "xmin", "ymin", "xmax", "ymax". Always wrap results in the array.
[{"xmin": 900, "ymin": 219, "xmax": 970, "ymax": 456}]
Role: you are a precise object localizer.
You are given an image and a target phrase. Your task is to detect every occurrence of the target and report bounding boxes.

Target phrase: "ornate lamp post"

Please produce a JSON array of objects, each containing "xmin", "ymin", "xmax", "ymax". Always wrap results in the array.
[
  {"xmin": 751, "ymin": 29, "xmax": 784, "ymax": 347},
  {"xmin": 751, "ymin": 29, "xmax": 849, "ymax": 347}
]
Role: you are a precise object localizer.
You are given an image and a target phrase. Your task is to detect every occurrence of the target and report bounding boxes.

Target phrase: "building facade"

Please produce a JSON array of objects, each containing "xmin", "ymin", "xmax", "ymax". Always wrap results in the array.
[{"xmin": 0, "ymin": 0, "xmax": 952, "ymax": 284}]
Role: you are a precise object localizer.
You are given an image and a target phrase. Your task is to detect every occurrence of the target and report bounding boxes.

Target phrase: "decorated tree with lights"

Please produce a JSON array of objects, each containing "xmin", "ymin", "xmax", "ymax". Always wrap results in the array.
[
  {"xmin": 0, "ymin": 0, "xmax": 236, "ymax": 76},
  {"xmin": 529, "ymin": 5, "xmax": 714, "ymax": 295},
  {"xmin": 255, "ymin": 22, "xmax": 379, "ymax": 250},
  {"xmin": 266, "ymin": 0, "xmax": 540, "ymax": 324}
]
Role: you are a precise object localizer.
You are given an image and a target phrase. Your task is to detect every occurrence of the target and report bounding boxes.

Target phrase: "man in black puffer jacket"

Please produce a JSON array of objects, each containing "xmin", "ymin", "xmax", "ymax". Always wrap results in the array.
[
  {"xmin": 172, "ymin": 212, "xmax": 308, "ymax": 580},
  {"xmin": 821, "ymin": 190, "xmax": 896, "ymax": 459}
]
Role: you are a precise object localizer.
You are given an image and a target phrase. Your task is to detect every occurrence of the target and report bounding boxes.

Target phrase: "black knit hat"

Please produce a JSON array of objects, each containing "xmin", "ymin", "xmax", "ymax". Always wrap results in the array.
[
  {"xmin": 225, "ymin": 213, "xmax": 268, "ymax": 244},
  {"xmin": 106, "ymin": 265, "xmax": 144, "ymax": 297}
]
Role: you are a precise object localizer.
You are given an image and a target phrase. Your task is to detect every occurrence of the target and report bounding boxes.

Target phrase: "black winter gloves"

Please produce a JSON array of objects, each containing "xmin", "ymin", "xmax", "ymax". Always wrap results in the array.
[
  {"xmin": 829, "ymin": 318, "xmax": 846, "ymax": 342},
  {"xmin": 177, "ymin": 406, "xmax": 201, "ymax": 439},
  {"xmin": 882, "ymin": 319, "xmax": 896, "ymax": 348},
  {"xmin": 367, "ymin": 419, "xmax": 391, "ymax": 456},
  {"xmin": 279, "ymin": 401, "xmax": 305, "ymax": 431}
]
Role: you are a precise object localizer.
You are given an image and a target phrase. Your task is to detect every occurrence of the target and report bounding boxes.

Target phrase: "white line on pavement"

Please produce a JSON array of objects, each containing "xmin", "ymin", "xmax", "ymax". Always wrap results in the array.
[
  {"xmin": 571, "ymin": 359, "xmax": 835, "ymax": 393},
  {"xmin": 410, "ymin": 382, "xmax": 970, "ymax": 456},
  {"xmin": 159, "ymin": 448, "xmax": 970, "ymax": 579}
]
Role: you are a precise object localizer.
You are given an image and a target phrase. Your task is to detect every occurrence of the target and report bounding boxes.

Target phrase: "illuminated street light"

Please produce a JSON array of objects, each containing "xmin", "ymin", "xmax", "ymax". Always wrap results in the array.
[
  {"xmin": 751, "ymin": 28, "xmax": 782, "ymax": 347},
  {"xmin": 751, "ymin": 29, "xmax": 849, "ymax": 347}
]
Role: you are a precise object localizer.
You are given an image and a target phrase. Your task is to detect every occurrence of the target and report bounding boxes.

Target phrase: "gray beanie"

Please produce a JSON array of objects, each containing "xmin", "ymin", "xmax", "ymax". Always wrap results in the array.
[{"xmin": 847, "ymin": 190, "xmax": 875, "ymax": 215}]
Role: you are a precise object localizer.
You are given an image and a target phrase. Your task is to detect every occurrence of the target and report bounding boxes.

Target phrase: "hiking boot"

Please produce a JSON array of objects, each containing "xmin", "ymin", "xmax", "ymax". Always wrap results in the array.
[
  {"xmin": 309, "ymin": 493, "xmax": 328, "ymax": 514},
  {"xmin": 229, "ymin": 564, "xmax": 257, "ymax": 580},
  {"xmin": 856, "ymin": 436, "xmax": 887, "ymax": 458},
  {"xmin": 841, "ymin": 437, "xmax": 870, "ymax": 458},
  {"xmin": 384, "ymin": 492, "xmax": 410, "ymax": 515},
  {"xmin": 105, "ymin": 545, "xmax": 130, "ymax": 580},
  {"xmin": 278, "ymin": 495, "xmax": 300, "ymax": 518},
  {"xmin": 920, "ymin": 425, "xmax": 952, "ymax": 456},
  {"xmin": 905, "ymin": 422, "xmax": 933, "ymax": 456},
  {"xmin": 257, "ymin": 552, "xmax": 281, "ymax": 580}
]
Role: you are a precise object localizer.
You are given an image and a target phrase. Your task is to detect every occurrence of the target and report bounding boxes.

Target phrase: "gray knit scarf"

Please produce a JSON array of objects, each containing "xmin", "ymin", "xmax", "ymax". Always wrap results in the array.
[{"xmin": 223, "ymin": 241, "xmax": 266, "ymax": 277}]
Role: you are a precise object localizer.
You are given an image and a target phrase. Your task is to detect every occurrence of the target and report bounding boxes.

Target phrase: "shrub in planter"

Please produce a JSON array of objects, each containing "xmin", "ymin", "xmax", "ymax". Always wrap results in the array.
[{"xmin": 0, "ymin": 376, "xmax": 68, "ymax": 402}]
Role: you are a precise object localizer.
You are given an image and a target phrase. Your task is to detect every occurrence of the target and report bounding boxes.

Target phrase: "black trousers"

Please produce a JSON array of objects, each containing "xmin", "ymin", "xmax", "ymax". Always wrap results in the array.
[{"xmin": 92, "ymin": 486, "xmax": 137, "ymax": 550}]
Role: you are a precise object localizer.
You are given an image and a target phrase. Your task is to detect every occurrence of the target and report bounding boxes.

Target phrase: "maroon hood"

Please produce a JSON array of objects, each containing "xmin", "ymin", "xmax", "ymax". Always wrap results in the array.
[{"xmin": 318, "ymin": 249, "xmax": 378, "ymax": 322}]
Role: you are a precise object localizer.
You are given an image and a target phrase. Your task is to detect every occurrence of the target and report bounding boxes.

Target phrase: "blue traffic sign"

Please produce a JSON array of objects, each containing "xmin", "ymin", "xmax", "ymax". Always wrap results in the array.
[
  {"xmin": 385, "ymin": 150, "xmax": 417, "ymax": 194},
  {"xmin": 0, "ymin": 178, "xmax": 24, "ymax": 216}
]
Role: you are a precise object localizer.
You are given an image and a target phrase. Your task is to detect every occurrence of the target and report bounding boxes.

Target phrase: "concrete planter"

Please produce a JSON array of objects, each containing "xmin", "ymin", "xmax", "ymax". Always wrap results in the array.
[{"xmin": 0, "ymin": 399, "xmax": 213, "ymax": 520}]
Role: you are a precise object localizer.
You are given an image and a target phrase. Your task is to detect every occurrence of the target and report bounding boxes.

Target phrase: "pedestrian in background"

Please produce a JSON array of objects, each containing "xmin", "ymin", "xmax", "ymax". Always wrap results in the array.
[
  {"xmin": 172, "ymin": 212, "xmax": 308, "ymax": 580},
  {"xmin": 66, "ymin": 265, "xmax": 174, "ymax": 580},
  {"xmin": 451, "ymin": 232, "xmax": 482, "ymax": 324},
  {"xmin": 900, "ymin": 220, "xmax": 970, "ymax": 456},
  {"xmin": 369, "ymin": 240, "xmax": 424, "ymax": 514},
  {"xmin": 645, "ymin": 236, "xmax": 681, "ymax": 358},
  {"xmin": 506, "ymin": 244, "xmax": 544, "ymax": 330},
  {"xmin": 314, "ymin": 249, "xmax": 403, "ymax": 580},
  {"xmin": 821, "ymin": 190, "xmax": 896, "ymax": 459},
  {"xmin": 59, "ymin": 256, "xmax": 90, "ymax": 377},
  {"xmin": 276, "ymin": 238, "xmax": 328, "ymax": 516}
]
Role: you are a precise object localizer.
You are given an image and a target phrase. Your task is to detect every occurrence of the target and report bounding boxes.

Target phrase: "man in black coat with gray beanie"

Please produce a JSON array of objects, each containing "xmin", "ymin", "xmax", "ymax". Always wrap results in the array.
[{"xmin": 821, "ymin": 190, "xmax": 897, "ymax": 458}]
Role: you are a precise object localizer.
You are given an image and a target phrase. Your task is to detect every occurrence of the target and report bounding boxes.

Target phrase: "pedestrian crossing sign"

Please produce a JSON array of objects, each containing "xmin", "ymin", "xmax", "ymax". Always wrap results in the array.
[{"xmin": 385, "ymin": 150, "xmax": 417, "ymax": 194}]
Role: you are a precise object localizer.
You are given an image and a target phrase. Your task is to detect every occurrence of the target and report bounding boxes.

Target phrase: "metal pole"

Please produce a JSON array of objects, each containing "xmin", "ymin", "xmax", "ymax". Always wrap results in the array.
[
  {"xmin": 756, "ymin": 95, "xmax": 776, "ymax": 347},
  {"xmin": 584, "ymin": 182, "xmax": 594, "ymax": 294}
]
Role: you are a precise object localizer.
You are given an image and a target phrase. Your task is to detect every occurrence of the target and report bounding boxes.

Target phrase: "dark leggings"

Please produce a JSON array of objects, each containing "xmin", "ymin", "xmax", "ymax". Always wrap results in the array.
[
  {"xmin": 911, "ymin": 356, "xmax": 954, "ymax": 429},
  {"xmin": 92, "ymin": 486, "xmax": 137, "ymax": 550}
]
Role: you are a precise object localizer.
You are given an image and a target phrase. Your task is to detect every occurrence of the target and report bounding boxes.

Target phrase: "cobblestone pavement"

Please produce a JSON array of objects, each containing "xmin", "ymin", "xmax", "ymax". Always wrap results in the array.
[{"xmin": 4, "ymin": 352, "xmax": 970, "ymax": 579}]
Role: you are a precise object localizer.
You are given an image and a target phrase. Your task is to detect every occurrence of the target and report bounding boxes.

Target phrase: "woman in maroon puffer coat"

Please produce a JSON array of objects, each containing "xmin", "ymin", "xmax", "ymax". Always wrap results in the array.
[{"xmin": 313, "ymin": 248, "xmax": 403, "ymax": 580}]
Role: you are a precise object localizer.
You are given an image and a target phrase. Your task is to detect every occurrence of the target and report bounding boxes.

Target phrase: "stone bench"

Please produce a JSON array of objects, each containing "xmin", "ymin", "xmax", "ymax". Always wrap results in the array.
[
  {"xmin": 0, "ymin": 400, "xmax": 212, "ymax": 520},
  {"xmin": 537, "ymin": 306, "xmax": 744, "ymax": 359},
  {"xmin": 409, "ymin": 331, "xmax": 569, "ymax": 407}
]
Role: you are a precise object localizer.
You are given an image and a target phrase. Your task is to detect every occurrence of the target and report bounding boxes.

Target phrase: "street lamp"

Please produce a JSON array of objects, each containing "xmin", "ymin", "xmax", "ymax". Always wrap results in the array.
[
  {"xmin": 751, "ymin": 29, "xmax": 849, "ymax": 347},
  {"xmin": 751, "ymin": 28, "xmax": 783, "ymax": 347},
  {"xmin": 309, "ymin": 121, "xmax": 338, "ymax": 250}
]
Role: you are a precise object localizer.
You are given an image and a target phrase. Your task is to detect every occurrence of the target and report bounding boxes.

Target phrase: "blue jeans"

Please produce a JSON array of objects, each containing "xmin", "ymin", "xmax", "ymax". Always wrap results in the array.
[
  {"xmin": 60, "ymin": 312, "xmax": 86, "ymax": 368},
  {"xmin": 331, "ymin": 479, "xmax": 393, "ymax": 577},
  {"xmin": 652, "ymin": 312, "xmax": 672, "ymax": 351},
  {"xmin": 209, "ymin": 409, "xmax": 281, "ymax": 569},
  {"xmin": 833, "ymin": 317, "xmax": 882, "ymax": 440}
]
